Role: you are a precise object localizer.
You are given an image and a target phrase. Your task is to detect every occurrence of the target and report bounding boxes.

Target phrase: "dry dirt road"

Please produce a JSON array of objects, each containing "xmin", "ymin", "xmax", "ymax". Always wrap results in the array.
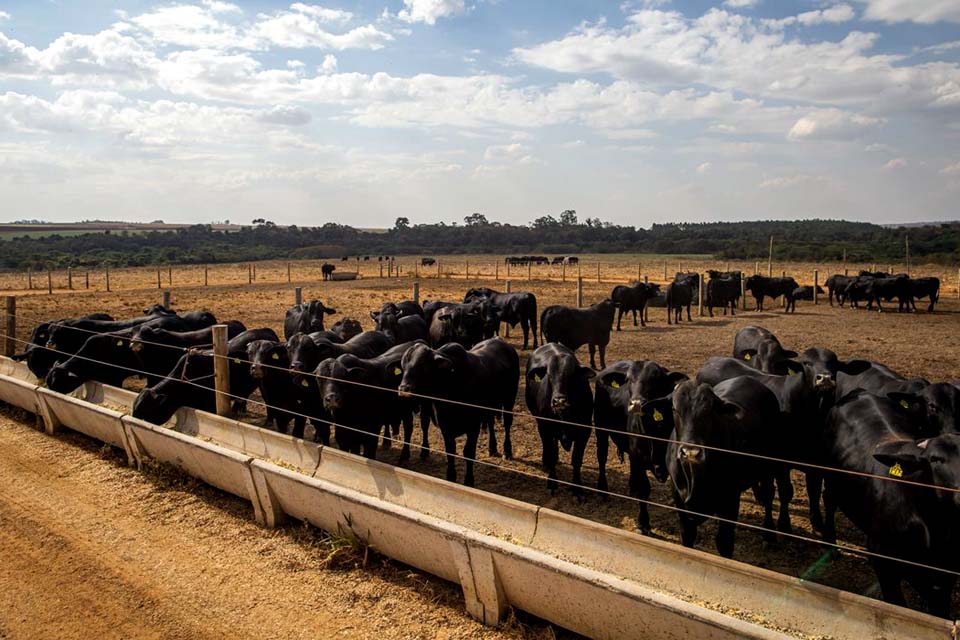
[{"xmin": 0, "ymin": 409, "xmax": 563, "ymax": 640}]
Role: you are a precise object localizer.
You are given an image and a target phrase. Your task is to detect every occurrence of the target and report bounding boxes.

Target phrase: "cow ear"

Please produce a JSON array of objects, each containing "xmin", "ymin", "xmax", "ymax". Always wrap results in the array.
[
  {"xmin": 434, "ymin": 354, "xmax": 454, "ymax": 370},
  {"xmin": 369, "ymin": 311, "xmax": 379, "ymax": 321},
  {"xmin": 599, "ymin": 371, "xmax": 627, "ymax": 389},
  {"xmin": 716, "ymin": 399, "xmax": 743, "ymax": 418},
  {"xmin": 839, "ymin": 359, "xmax": 872, "ymax": 376},
  {"xmin": 781, "ymin": 350, "xmax": 798, "ymax": 359},
  {"xmin": 324, "ymin": 307, "xmax": 337, "ymax": 315},
  {"xmin": 666, "ymin": 371, "xmax": 688, "ymax": 386},
  {"xmin": 639, "ymin": 397, "xmax": 672, "ymax": 428},
  {"xmin": 579, "ymin": 366, "xmax": 596, "ymax": 380},
  {"xmin": 873, "ymin": 440, "xmax": 926, "ymax": 477},
  {"xmin": 783, "ymin": 360, "xmax": 803, "ymax": 376},
  {"xmin": 741, "ymin": 349, "xmax": 757, "ymax": 362},
  {"xmin": 385, "ymin": 360, "xmax": 403, "ymax": 377},
  {"xmin": 887, "ymin": 392, "xmax": 922, "ymax": 412}
]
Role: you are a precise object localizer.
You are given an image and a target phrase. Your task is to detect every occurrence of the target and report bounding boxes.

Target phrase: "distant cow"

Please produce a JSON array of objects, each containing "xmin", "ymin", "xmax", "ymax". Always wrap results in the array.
[
  {"xmin": 283, "ymin": 300, "xmax": 336, "ymax": 339},
  {"xmin": 909, "ymin": 277, "xmax": 940, "ymax": 312},
  {"xmin": 540, "ymin": 300, "xmax": 615, "ymax": 369},
  {"xmin": 825, "ymin": 274, "xmax": 855, "ymax": 307},
  {"xmin": 421, "ymin": 258, "xmax": 436, "ymax": 266},
  {"xmin": 525, "ymin": 344, "xmax": 595, "ymax": 495},
  {"xmin": 705, "ymin": 270, "xmax": 741, "ymax": 317},
  {"xmin": 863, "ymin": 275, "xmax": 912, "ymax": 312},
  {"xmin": 791, "ymin": 285, "xmax": 824, "ymax": 301},
  {"xmin": 463, "ymin": 287, "xmax": 538, "ymax": 350},
  {"xmin": 610, "ymin": 282, "xmax": 660, "ymax": 330},
  {"xmin": 666, "ymin": 273, "xmax": 699, "ymax": 325},
  {"xmin": 321, "ymin": 263, "xmax": 336, "ymax": 280},
  {"xmin": 566, "ymin": 257, "xmax": 579, "ymax": 265},
  {"xmin": 744, "ymin": 275, "xmax": 800, "ymax": 312}
]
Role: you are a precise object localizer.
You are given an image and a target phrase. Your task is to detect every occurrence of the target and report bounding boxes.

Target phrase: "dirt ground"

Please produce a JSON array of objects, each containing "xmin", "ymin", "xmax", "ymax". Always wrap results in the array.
[{"xmin": 1, "ymin": 255, "xmax": 959, "ymax": 633}]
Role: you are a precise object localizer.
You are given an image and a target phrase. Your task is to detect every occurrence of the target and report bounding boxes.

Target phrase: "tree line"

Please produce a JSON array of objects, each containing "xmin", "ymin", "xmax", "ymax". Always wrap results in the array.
[{"xmin": 1, "ymin": 214, "xmax": 956, "ymax": 270}]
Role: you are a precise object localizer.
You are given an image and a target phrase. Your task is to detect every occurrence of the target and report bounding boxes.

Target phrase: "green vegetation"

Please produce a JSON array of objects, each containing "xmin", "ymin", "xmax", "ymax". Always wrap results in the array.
[{"xmin": 0, "ymin": 216, "xmax": 955, "ymax": 270}]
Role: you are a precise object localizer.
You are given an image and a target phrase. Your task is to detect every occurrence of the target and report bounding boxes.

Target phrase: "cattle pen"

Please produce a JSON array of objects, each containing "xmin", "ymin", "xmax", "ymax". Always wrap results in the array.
[{"xmin": 0, "ymin": 256, "xmax": 958, "ymax": 639}]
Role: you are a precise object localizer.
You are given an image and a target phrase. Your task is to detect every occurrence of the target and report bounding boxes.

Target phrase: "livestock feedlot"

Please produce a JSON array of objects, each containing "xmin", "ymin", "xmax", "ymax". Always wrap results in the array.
[{"xmin": 1, "ymin": 254, "xmax": 958, "ymax": 637}]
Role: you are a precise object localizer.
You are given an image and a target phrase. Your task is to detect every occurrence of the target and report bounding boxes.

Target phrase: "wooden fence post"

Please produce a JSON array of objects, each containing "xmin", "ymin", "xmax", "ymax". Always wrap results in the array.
[
  {"xmin": 162, "ymin": 290, "xmax": 171, "ymax": 310},
  {"xmin": 504, "ymin": 280, "xmax": 512, "ymax": 337},
  {"xmin": 204, "ymin": 265, "xmax": 208, "ymax": 286},
  {"xmin": 814, "ymin": 270, "xmax": 819, "ymax": 305},
  {"xmin": 47, "ymin": 271, "xmax": 52, "ymax": 295},
  {"xmin": 253, "ymin": 264, "xmax": 257, "ymax": 281},
  {"xmin": 527, "ymin": 261, "xmax": 532, "ymax": 281},
  {"xmin": 287, "ymin": 262, "xmax": 291, "ymax": 283},
  {"xmin": 495, "ymin": 262, "xmax": 499, "ymax": 281},
  {"xmin": 295, "ymin": 287, "xmax": 302, "ymax": 306},
  {"xmin": 413, "ymin": 281, "xmax": 420, "ymax": 305},
  {"xmin": 740, "ymin": 276, "xmax": 747, "ymax": 310},
  {"xmin": 638, "ymin": 263, "xmax": 641, "ymax": 282},
  {"xmin": 597, "ymin": 262, "xmax": 601, "ymax": 283},
  {"xmin": 561, "ymin": 261, "xmax": 566, "ymax": 282},
  {"xmin": 662, "ymin": 261, "xmax": 667, "ymax": 281},
  {"xmin": 27, "ymin": 268, "xmax": 32, "ymax": 290},
  {"xmin": 380, "ymin": 262, "xmax": 383, "ymax": 278},
  {"xmin": 248, "ymin": 264, "xmax": 253, "ymax": 284},
  {"xmin": 106, "ymin": 268, "xmax": 111, "ymax": 292},
  {"xmin": 576, "ymin": 277, "xmax": 583, "ymax": 308},
  {"xmin": 437, "ymin": 260, "xmax": 442, "ymax": 279},
  {"xmin": 212, "ymin": 324, "xmax": 231, "ymax": 417},
  {"xmin": 168, "ymin": 266, "xmax": 172, "ymax": 286},
  {"xmin": 67, "ymin": 267, "xmax": 73, "ymax": 290},
  {"xmin": 85, "ymin": 272, "xmax": 89, "ymax": 289},
  {"xmin": 767, "ymin": 236, "xmax": 774, "ymax": 277},
  {"xmin": 465, "ymin": 261, "xmax": 469, "ymax": 280},
  {"xmin": 157, "ymin": 268, "xmax": 162, "ymax": 289},
  {"xmin": 4, "ymin": 296, "xmax": 15, "ymax": 357}
]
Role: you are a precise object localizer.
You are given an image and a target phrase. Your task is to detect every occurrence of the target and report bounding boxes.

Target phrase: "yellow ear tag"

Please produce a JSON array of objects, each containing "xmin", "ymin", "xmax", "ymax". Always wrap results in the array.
[
  {"xmin": 744, "ymin": 353, "xmax": 751, "ymax": 361},
  {"xmin": 653, "ymin": 409, "xmax": 664, "ymax": 422},
  {"xmin": 394, "ymin": 367, "xmax": 402, "ymax": 375},
  {"xmin": 533, "ymin": 374, "xmax": 541, "ymax": 382},
  {"xmin": 116, "ymin": 340, "xmax": 123, "ymax": 346},
  {"xmin": 610, "ymin": 380, "xmax": 620, "ymax": 388},
  {"xmin": 788, "ymin": 368, "xmax": 797, "ymax": 376},
  {"xmin": 889, "ymin": 463, "xmax": 903, "ymax": 478},
  {"xmin": 233, "ymin": 358, "xmax": 241, "ymax": 364},
  {"xmin": 301, "ymin": 379, "xmax": 309, "ymax": 387},
  {"xmin": 900, "ymin": 399, "xmax": 909, "ymax": 409},
  {"xmin": 271, "ymin": 353, "xmax": 279, "ymax": 360}
]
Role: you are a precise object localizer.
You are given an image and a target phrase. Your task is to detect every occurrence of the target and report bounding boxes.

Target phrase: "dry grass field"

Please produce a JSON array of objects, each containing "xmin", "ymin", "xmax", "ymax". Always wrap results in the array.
[{"xmin": 0, "ymin": 253, "xmax": 958, "ymax": 635}]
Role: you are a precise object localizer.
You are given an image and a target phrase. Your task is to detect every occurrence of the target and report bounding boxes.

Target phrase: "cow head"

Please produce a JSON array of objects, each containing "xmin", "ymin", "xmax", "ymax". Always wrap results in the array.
[
  {"xmin": 874, "ymin": 434, "xmax": 960, "ymax": 511},
  {"xmin": 331, "ymin": 318, "xmax": 362, "ymax": 341},
  {"xmin": 247, "ymin": 339, "xmax": 287, "ymax": 381},
  {"xmin": 889, "ymin": 383, "xmax": 960, "ymax": 437},
  {"xmin": 398, "ymin": 342, "xmax": 457, "ymax": 398},
  {"xmin": 741, "ymin": 338, "xmax": 798, "ymax": 375},
  {"xmin": 527, "ymin": 346, "xmax": 594, "ymax": 422},
  {"xmin": 132, "ymin": 387, "xmax": 178, "ymax": 425}
]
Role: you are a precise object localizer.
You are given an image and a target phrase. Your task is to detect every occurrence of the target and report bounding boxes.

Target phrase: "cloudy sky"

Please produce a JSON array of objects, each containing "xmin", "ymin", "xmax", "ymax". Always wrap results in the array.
[{"xmin": 1, "ymin": 0, "xmax": 959, "ymax": 227}]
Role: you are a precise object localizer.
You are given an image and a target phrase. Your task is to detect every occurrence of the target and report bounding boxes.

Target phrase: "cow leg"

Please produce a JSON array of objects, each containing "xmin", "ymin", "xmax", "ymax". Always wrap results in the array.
[
  {"xmin": 635, "ymin": 469, "xmax": 652, "ymax": 534},
  {"xmin": 686, "ymin": 303, "xmax": 692, "ymax": 322},
  {"xmin": 570, "ymin": 433, "xmax": 587, "ymax": 500},
  {"xmin": 639, "ymin": 304, "xmax": 647, "ymax": 327},
  {"xmin": 873, "ymin": 559, "xmax": 907, "ymax": 608},
  {"xmin": 530, "ymin": 314, "xmax": 538, "ymax": 348},
  {"xmin": 363, "ymin": 432, "xmax": 378, "ymax": 460},
  {"xmin": 753, "ymin": 477, "xmax": 777, "ymax": 544},
  {"xmin": 443, "ymin": 431, "xmax": 458, "ymax": 483},
  {"xmin": 616, "ymin": 308, "xmax": 623, "ymax": 331},
  {"xmin": 399, "ymin": 411, "xmax": 413, "ymax": 463},
  {"xmin": 501, "ymin": 408, "xmax": 513, "ymax": 460},
  {"xmin": 805, "ymin": 471, "xmax": 825, "ymax": 533},
  {"xmin": 914, "ymin": 575, "xmax": 952, "ymax": 619},
  {"xmin": 595, "ymin": 429, "xmax": 609, "ymax": 493},
  {"xmin": 419, "ymin": 402, "xmax": 431, "ymax": 459},
  {"xmin": 292, "ymin": 416, "xmax": 306, "ymax": 440},
  {"xmin": 588, "ymin": 343, "xmax": 597, "ymax": 369},
  {"xmin": 715, "ymin": 491, "xmax": 740, "ymax": 559},
  {"xmin": 380, "ymin": 423, "xmax": 392, "ymax": 449},
  {"xmin": 632, "ymin": 309, "xmax": 638, "ymax": 327},
  {"xmin": 539, "ymin": 422, "xmax": 559, "ymax": 493},
  {"xmin": 775, "ymin": 468, "xmax": 794, "ymax": 533},
  {"xmin": 667, "ymin": 306, "xmax": 672, "ymax": 325},
  {"xmin": 463, "ymin": 427, "xmax": 479, "ymax": 488},
  {"xmin": 821, "ymin": 481, "xmax": 838, "ymax": 543},
  {"xmin": 486, "ymin": 416, "xmax": 500, "ymax": 458},
  {"xmin": 676, "ymin": 496, "xmax": 699, "ymax": 549},
  {"xmin": 519, "ymin": 318, "xmax": 530, "ymax": 349}
]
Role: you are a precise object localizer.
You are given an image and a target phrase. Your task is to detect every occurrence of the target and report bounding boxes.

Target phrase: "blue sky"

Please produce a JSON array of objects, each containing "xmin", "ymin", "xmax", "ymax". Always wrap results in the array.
[{"xmin": 1, "ymin": 0, "xmax": 959, "ymax": 227}]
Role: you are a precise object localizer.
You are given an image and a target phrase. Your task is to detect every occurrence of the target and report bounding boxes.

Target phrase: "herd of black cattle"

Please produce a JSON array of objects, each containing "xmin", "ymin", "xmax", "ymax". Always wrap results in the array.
[{"xmin": 8, "ymin": 269, "xmax": 957, "ymax": 617}]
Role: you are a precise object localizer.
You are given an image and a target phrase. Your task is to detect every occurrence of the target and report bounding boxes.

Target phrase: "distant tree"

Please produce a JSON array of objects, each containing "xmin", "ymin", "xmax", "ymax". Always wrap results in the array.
[
  {"xmin": 394, "ymin": 216, "xmax": 410, "ymax": 230},
  {"xmin": 559, "ymin": 209, "xmax": 578, "ymax": 226},
  {"xmin": 464, "ymin": 212, "xmax": 488, "ymax": 226},
  {"xmin": 252, "ymin": 218, "xmax": 266, "ymax": 224},
  {"xmin": 530, "ymin": 215, "xmax": 559, "ymax": 228}
]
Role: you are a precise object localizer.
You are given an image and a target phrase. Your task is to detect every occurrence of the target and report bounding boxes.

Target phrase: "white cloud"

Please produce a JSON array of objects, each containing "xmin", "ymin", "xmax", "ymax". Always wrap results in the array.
[
  {"xmin": 256, "ymin": 105, "xmax": 312, "ymax": 126},
  {"xmin": 483, "ymin": 143, "xmax": 531, "ymax": 162},
  {"xmin": 252, "ymin": 10, "xmax": 392, "ymax": 50},
  {"xmin": 940, "ymin": 161, "xmax": 960, "ymax": 175},
  {"xmin": 320, "ymin": 54, "xmax": 337, "ymax": 73},
  {"xmin": 723, "ymin": 0, "xmax": 759, "ymax": 8},
  {"xmin": 0, "ymin": 11, "xmax": 10, "ymax": 21},
  {"xmin": 130, "ymin": 4, "xmax": 256, "ymax": 49},
  {"xmin": 858, "ymin": 0, "xmax": 960, "ymax": 24},
  {"xmin": 397, "ymin": 0, "xmax": 467, "ymax": 25},
  {"xmin": 696, "ymin": 161, "xmax": 712, "ymax": 174},
  {"xmin": 882, "ymin": 157, "xmax": 907, "ymax": 170},
  {"xmin": 864, "ymin": 142, "xmax": 896, "ymax": 152},
  {"xmin": 759, "ymin": 174, "xmax": 829, "ymax": 189},
  {"xmin": 787, "ymin": 108, "xmax": 884, "ymax": 140},
  {"xmin": 289, "ymin": 3, "xmax": 353, "ymax": 23},
  {"xmin": 202, "ymin": 0, "xmax": 242, "ymax": 14}
]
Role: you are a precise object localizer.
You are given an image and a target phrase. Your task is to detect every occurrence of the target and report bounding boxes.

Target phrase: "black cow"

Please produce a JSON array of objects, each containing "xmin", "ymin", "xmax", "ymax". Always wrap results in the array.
[
  {"xmin": 283, "ymin": 300, "xmax": 336, "ymax": 340},
  {"xmin": 705, "ymin": 270, "xmax": 741, "ymax": 317},
  {"xmin": 566, "ymin": 256, "xmax": 579, "ymax": 265},
  {"xmin": 863, "ymin": 275, "xmax": 912, "ymax": 312},
  {"xmin": 731, "ymin": 326, "xmax": 798, "ymax": 375},
  {"xmin": 15, "ymin": 313, "xmax": 114, "ymax": 378},
  {"xmin": 321, "ymin": 263, "xmax": 336, "ymax": 280},
  {"xmin": 668, "ymin": 378, "xmax": 782, "ymax": 558},
  {"xmin": 131, "ymin": 328, "xmax": 277, "ymax": 425},
  {"xmin": 304, "ymin": 331, "xmax": 394, "ymax": 365},
  {"xmin": 594, "ymin": 360, "xmax": 687, "ymax": 531},
  {"xmin": 330, "ymin": 318, "xmax": 362, "ymax": 341},
  {"xmin": 665, "ymin": 273, "xmax": 699, "ymax": 324},
  {"xmin": 247, "ymin": 339, "xmax": 305, "ymax": 435},
  {"xmin": 525, "ymin": 344, "xmax": 595, "ymax": 495},
  {"xmin": 744, "ymin": 275, "xmax": 800, "ymax": 312},
  {"xmin": 792, "ymin": 285, "xmax": 824, "ymax": 301},
  {"xmin": 463, "ymin": 287, "xmax": 538, "ymax": 350},
  {"xmin": 843, "ymin": 276, "xmax": 874, "ymax": 309},
  {"xmin": 540, "ymin": 300, "xmax": 615, "ymax": 369},
  {"xmin": 799, "ymin": 347, "xmax": 873, "ymax": 394},
  {"xmin": 422, "ymin": 300, "xmax": 457, "ymax": 327},
  {"xmin": 45, "ymin": 314, "xmax": 218, "ymax": 393},
  {"xmin": 398, "ymin": 338, "xmax": 519, "ymax": 485},
  {"xmin": 373, "ymin": 300, "xmax": 424, "ymax": 321},
  {"xmin": 372, "ymin": 309, "xmax": 428, "ymax": 344},
  {"xmin": 821, "ymin": 391, "xmax": 960, "ymax": 617},
  {"xmin": 319, "ymin": 342, "xmax": 421, "ymax": 460},
  {"xmin": 130, "ymin": 321, "xmax": 247, "ymax": 385},
  {"xmin": 909, "ymin": 277, "xmax": 940, "ymax": 312},
  {"xmin": 610, "ymin": 282, "xmax": 660, "ymax": 330},
  {"xmin": 825, "ymin": 274, "xmax": 855, "ymax": 307},
  {"xmin": 430, "ymin": 302, "xmax": 490, "ymax": 349},
  {"xmin": 421, "ymin": 258, "xmax": 436, "ymax": 266}
]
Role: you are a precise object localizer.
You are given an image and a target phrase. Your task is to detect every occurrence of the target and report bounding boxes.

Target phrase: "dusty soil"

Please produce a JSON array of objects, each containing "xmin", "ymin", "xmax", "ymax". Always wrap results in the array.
[{"xmin": 1, "ymin": 256, "xmax": 959, "ymax": 631}]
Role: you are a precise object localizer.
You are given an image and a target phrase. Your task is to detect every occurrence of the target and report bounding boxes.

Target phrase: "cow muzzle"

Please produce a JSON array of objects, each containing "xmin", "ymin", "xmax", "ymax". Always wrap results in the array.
[
  {"xmin": 678, "ymin": 445, "xmax": 703, "ymax": 462},
  {"xmin": 551, "ymin": 395, "xmax": 569, "ymax": 411},
  {"xmin": 323, "ymin": 395, "xmax": 342, "ymax": 411},
  {"xmin": 397, "ymin": 384, "xmax": 413, "ymax": 398},
  {"xmin": 814, "ymin": 374, "xmax": 835, "ymax": 390},
  {"xmin": 628, "ymin": 399, "xmax": 643, "ymax": 414}
]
